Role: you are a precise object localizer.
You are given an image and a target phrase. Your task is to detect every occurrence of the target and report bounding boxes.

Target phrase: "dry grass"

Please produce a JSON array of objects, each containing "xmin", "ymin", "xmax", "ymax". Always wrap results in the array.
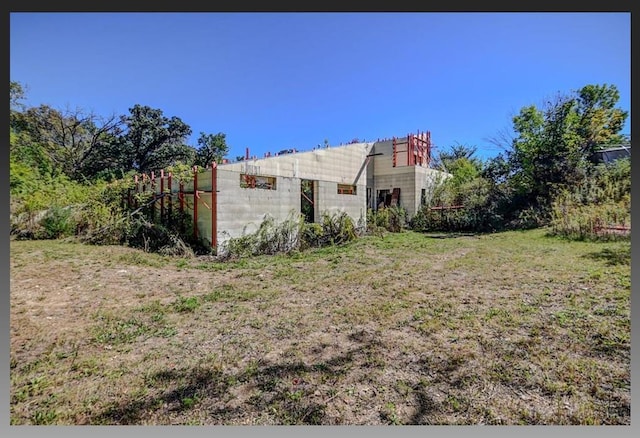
[{"xmin": 10, "ymin": 228, "xmax": 630, "ymax": 425}]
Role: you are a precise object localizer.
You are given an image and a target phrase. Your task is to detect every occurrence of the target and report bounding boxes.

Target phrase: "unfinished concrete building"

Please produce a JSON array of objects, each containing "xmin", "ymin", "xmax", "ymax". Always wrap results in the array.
[{"xmin": 141, "ymin": 131, "xmax": 448, "ymax": 250}]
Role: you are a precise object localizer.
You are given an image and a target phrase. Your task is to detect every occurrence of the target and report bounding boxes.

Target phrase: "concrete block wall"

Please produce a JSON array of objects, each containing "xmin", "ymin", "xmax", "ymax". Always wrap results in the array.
[
  {"xmin": 153, "ymin": 138, "xmax": 449, "ymax": 249},
  {"xmin": 213, "ymin": 169, "xmax": 368, "ymax": 248},
  {"xmin": 371, "ymin": 138, "xmax": 431, "ymax": 174},
  {"xmin": 220, "ymin": 142, "xmax": 374, "ymax": 185},
  {"xmin": 371, "ymin": 169, "xmax": 419, "ymax": 217},
  {"xmin": 369, "ymin": 140, "xmax": 449, "ymax": 219},
  {"xmin": 370, "ymin": 140, "xmax": 397, "ymax": 175},
  {"xmin": 215, "ymin": 169, "xmax": 301, "ymax": 242},
  {"xmin": 315, "ymin": 180, "xmax": 366, "ymax": 224}
]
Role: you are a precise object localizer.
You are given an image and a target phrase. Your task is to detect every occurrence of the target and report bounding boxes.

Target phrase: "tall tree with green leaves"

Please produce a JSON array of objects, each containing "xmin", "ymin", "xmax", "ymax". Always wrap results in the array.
[
  {"xmin": 435, "ymin": 143, "xmax": 483, "ymax": 185},
  {"xmin": 113, "ymin": 104, "xmax": 194, "ymax": 174},
  {"xmin": 576, "ymin": 84, "xmax": 628, "ymax": 153},
  {"xmin": 20, "ymin": 104, "xmax": 123, "ymax": 180},
  {"xmin": 508, "ymin": 83, "xmax": 628, "ymax": 214},
  {"xmin": 10, "ymin": 80, "xmax": 27, "ymax": 112},
  {"xmin": 194, "ymin": 131, "xmax": 229, "ymax": 167}
]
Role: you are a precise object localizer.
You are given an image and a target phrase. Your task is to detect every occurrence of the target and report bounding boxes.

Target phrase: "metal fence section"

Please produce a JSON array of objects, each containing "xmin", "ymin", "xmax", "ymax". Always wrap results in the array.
[{"xmin": 127, "ymin": 163, "xmax": 218, "ymax": 249}]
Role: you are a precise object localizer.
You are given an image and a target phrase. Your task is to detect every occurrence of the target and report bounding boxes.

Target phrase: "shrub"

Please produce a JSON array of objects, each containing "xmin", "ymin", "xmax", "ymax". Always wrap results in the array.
[
  {"xmin": 548, "ymin": 158, "xmax": 630, "ymax": 241},
  {"xmin": 37, "ymin": 206, "xmax": 75, "ymax": 239},
  {"xmin": 218, "ymin": 210, "xmax": 359, "ymax": 260},
  {"xmin": 367, "ymin": 206, "xmax": 406, "ymax": 234}
]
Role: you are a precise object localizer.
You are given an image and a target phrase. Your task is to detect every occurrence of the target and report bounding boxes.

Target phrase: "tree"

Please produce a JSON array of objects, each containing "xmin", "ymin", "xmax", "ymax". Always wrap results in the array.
[
  {"xmin": 436, "ymin": 143, "xmax": 482, "ymax": 181},
  {"xmin": 194, "ymin": 132, "xmax": 228, "ymax": 167},
  {"xmin": 114, "ymin": 104, "xmax": 194, "ymax": 174},
  {"xmin": 19, "ymin": 104, "xmax": 123, "ymax": 180},
  {"xmin": 508, "ymin": 83, "xmax": 628, "ymax": 214},
  {"xmin": 10, "ymin": 80, "xmax": 27, "ymax": 112},
  {"xmin": 576, "ymin": 84, "xmax": 628, "ymax": 153}
]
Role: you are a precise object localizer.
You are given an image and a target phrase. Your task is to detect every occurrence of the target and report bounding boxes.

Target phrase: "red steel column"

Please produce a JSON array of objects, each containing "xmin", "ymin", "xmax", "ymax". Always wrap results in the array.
[
  {"xmin": 211, "ymin": 162, "xmax": 217, "ymax": 248},
  {"xmin": 151, "ymin": 171, "xmax": 156, "ymax": 221},
  {"xmin": 160, "ymin": 169, "xmax": 165, "ymax": 224},
  {"xmin": 392, "ymin": 137, "xmax": 396, "ymax": 167},
  {"xmin": 193, "ymin": 166, "xmax": 198, "ymax": 240},
  {"xmin": 167, "ymin": 172, "xmax": 173, "ymax": 224}
]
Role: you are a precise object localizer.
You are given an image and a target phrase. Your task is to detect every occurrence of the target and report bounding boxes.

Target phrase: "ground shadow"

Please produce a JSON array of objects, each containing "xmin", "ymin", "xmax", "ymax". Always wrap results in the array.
[
  {"xmin": 583, "ymin": 246, "xmax": 631, "ymax": 266},
  {"xmin": 92, "ymin": 330, "xmax": 385, "ymax": 425},
  {"xmin": 422, "ymin": 232, "xmax": 478, "ymax": 239}
]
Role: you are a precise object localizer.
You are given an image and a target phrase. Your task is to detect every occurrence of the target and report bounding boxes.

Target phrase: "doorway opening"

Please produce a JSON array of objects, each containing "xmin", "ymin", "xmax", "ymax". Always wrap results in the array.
[{"xmin": 301, "ymin": 179, "xmax": 315, "ymax": 222}]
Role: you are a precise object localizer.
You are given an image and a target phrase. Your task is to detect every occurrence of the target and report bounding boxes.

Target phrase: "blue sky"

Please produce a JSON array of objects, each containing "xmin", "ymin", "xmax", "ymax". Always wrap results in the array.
[{"xmin": 10, "ymin": 12, "xmax": 631, "ymax": 162}]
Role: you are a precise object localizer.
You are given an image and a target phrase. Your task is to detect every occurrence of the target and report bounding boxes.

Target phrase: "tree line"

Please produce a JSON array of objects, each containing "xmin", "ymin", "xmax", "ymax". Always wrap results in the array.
[
  {"xmin": 9, "ymin": 80, "xmax": 630, "ymax": 246},
  {"xmin": 10, "ymin": 80, "xmax": 229, "ymax": 183},
  {"xmin": 411, "ymin": 83, "xmax": 630, "ymax": 238}
]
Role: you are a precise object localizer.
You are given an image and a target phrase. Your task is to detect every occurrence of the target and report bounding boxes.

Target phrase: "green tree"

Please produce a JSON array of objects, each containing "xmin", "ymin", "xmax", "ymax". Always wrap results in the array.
[
  {"xmin": 18, "ymin": 104, "xmax": 122, "ymax": 180},
  {"xmin": 194, "ymin": 131, "xmax": 228, "ymax": 167},
  {"xmin": 436, "ymin": 144, "xmax": 483, "ymax": 186},
  {"xmin": 10, "ymin": 83, "xmax": 54, "ymax": 177},
  {"xmin": 114, "ymin": 104, "xmax": 194, "ymax": 174},
  {"xmin": 10, "ymin": 80, "xmax": 26, "ymax": 112},
  {"xmin": 508, "ymin": 83, "xmax": 628, "ymax": 214},
  {"xmin": 576, "ymin": 84, "xmax": 628, "ymax": 153}
]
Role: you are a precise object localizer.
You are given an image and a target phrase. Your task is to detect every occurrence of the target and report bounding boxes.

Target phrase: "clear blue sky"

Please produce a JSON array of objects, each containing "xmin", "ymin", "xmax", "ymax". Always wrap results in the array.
[{"xmin": 10, "ymin": 12, "xmax": 631, "ymax": 162}]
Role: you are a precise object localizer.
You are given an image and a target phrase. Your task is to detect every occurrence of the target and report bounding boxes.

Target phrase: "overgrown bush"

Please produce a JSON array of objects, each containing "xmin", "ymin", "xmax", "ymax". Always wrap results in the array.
[
  {"xmin": 10, "ymin": 166, "xmax": 116, "ymax": 239},
  {"xmin": 300, "ymin": 222, "xmax": 324, "ymax": 249},
  {"xmin": 123, "ymin": 212, "xmax": 195, "ymax": 256},
  {"xmin": 549, "ymin": 158, "xmax": 630, "ymax": 241},
  {"xmin": 320, "ymin": 211, "xmax": 358, "ymax": 245},
  {"xmin": 410, "ymin": 177, "xmax": 507, "ymax": 233},
  {"xmin": 218, "ymin": 210, "xmax": 359, "ymax": 260},
  {"xmin": 367, "ymin": 206, "xmax": 406, "ymax": 234},
  {"xmin": 37, "ymin": 206, "xmax": 75, "ymax": 239}
]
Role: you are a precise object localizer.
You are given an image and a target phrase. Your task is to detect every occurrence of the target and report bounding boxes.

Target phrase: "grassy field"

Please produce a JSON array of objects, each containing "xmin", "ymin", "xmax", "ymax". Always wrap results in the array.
[{"xmin": 9, "ymin": 228, "xmax": 630, "ymax": 425}]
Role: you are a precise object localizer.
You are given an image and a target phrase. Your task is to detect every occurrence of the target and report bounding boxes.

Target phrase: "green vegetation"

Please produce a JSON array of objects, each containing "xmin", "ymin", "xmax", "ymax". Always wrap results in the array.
[
  {"xmin": 219, "ymin": 210, "xmax": 359, "ymax": 259},
  {"xmin": 10, "ymin": 80, "xmax": 629, "ymax": 251},
  {"xmin": 412, "ymin": 84, "xmax": 629, "ymax": 240},
  {"xmin": 10, "ymin": 80, "xmax": 227, "ymax": 252}
]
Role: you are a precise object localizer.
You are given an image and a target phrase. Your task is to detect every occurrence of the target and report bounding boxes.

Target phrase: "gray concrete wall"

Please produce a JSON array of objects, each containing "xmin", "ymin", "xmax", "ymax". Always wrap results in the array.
[
  {"xmin": 371, "ymin": 168, "xmax": 418, "ymax": 216},
  {"xmin": 371, "ymin": 138, "xmax": 432, "ymax": 174},
  {"xmin": 315, "ymin": 180, "xmax": 367, "ymax": 225},
  {"xmin": 216, "ymin": 169, "xmax": 301, "ymax": 243},
  {"xmin": 214, "ymin": 168, "xmax": 369, "ymax": 248},
  {"xmin": 146, "ymin": 139, "xmax": 447, "ymax": 249},
  {"xmin": 369, "ymin": 140, "xmax": 449, "ymax": 218},
  {"xmin": 219, "ymin": 142, "xmax": 374, "ymax": 184}
]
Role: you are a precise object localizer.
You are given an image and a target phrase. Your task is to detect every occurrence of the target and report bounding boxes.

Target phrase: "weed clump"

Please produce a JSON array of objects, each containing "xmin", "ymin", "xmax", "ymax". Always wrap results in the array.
[{"xmin": 218, "ymin": 210, "xmax": 360, "ymax": 260}]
